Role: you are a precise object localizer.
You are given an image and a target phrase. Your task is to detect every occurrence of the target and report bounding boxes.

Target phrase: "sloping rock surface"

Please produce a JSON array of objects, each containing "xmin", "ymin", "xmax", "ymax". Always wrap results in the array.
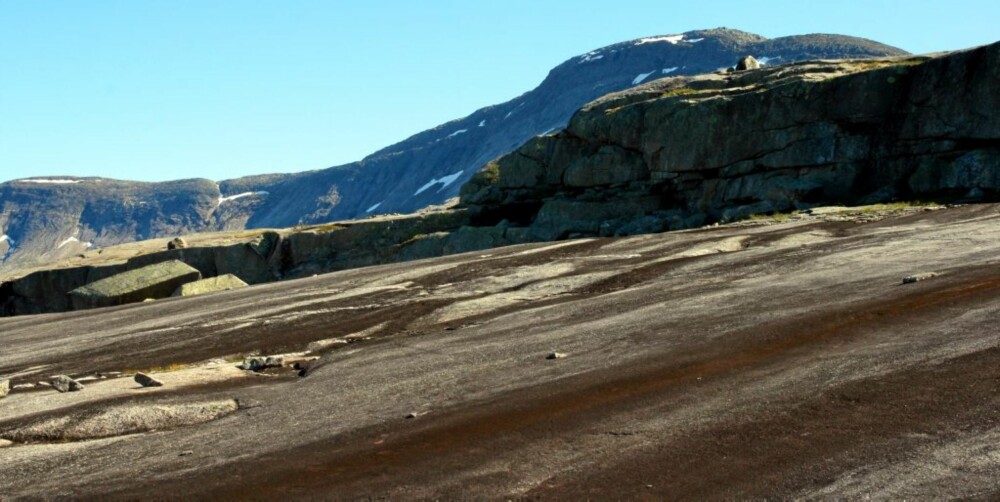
[{"xmin": 2, "ymin": 205, "xmax": 1000, "ymax": 497}]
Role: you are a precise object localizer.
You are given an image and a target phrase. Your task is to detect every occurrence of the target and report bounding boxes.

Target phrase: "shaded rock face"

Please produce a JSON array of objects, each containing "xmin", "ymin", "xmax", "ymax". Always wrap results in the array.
[
  {"xmin": 0, "ymin": 29, "xmax": 905, "ymax": 273},
  {"xmin": 69, "ymin": 260, "xmax": 202, "ymax": 310},
  {"xmin": 461, "ymin": 42, "xmax": 1000, "ymax": 239}
]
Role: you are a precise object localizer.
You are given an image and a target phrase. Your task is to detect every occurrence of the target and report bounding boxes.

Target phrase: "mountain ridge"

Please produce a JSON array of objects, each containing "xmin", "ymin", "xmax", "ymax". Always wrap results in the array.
[{"xmin": 0, "ymin": 28, "xmax": 907, "ymax": 271}]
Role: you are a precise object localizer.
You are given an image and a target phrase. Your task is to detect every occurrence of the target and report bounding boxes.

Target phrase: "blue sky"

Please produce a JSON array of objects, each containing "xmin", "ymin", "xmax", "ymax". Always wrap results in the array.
[{"xmin": 2, "ymin": 0, "xmax": 998, "ymax": 183}]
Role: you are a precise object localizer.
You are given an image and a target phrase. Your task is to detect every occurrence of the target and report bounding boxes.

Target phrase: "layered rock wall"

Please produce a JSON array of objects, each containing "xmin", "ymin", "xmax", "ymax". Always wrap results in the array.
[{"xmin": 461, "ymin": 42, "xmax": 1000, "ymax": 238}]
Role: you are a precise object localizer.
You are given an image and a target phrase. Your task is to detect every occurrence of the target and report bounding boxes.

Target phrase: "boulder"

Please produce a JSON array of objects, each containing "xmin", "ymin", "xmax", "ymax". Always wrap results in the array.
[
  {"xmin": 68, "ymin": 260, "xmax": 202, "ymax": 310},
  {"xmin": 171, "ymin": 274, "xmax": 249, "ymax": 297},
  {"xmin": 0, "ymin": 378, "xmax": 9, "ymax": 398},
  {"xmin": 238, "ymin": 356, "xmax": 284, "ymax": 372},
  {"xmin": 735, "ymin": 55, "xmax": 761, "ymax": 70},
  {"xmin": 50, "ymin": 375, "xmax": 84, "ymax": 393},
  {"xmin": 134, "ymin": 372, "xmax": 164, "ymax": 387},
  {"xmin": 167, "ymin": 237, "xmax": 188, "ymax": 250}
]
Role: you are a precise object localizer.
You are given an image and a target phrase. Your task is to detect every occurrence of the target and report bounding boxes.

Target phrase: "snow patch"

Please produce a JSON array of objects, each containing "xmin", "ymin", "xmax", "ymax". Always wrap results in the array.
[
  {"xmin": 632, "ymin": 71, "xmax": 655, "ymax": 85},
  {"xmin": 541, "ymin": 127, "xmax": 557, "ymax": 136},
  {"xmin": 662, "ymin": 67, "xmax": 679, "ymax": 75},
  {"xmin": 478, "ymin": 120, "xmax": 486, "ymax": 127},
  {"xmin": 447, "ymin": 129, "xmax": 468, "ymax": 139},
  {"xmin": 414, "ymin": 170, "xmax": 464, "ymax": 196},
  {"xmin": 0, "ymin": 234, "xmax": 12, "ymax": 245},
  {"xmin": 504, "ymin": 111, "xmax": 513, "ymax": 120},
  {"xmin": 636, "ymin": 35, "xmax": 684, "ymax": 45},
  {"xmin": 579, "ymin": 51, "xmax": 604, "ymax": 63},
  {"xmin": 16, "ymin": 179, "xmax": 82, "ymax": 184},
  {"xmin": 57, "ymin": 236, "xmax": 79, "ymax": 249},
  {"xmin": 686, "ymin": 38, "xmax": 705, "ymax": 43},
  {"xmin": 757, "ymin": 56, "xmax": 782, "ymax": 65},
  {"xmin": 366, "ymin": 202, "xmax": 383, "ymax": 213},
  {"xmin": 218, "ymin": 191, "xmax": 269, "ymax": 205}
]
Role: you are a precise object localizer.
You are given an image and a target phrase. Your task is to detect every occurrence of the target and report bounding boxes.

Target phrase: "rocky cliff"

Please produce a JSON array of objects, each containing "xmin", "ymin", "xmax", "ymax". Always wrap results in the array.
[
  {"xmin": 460, "ymin": 41, "xmax": 1000, "ymax": 239},
  {"xmin": 0, "ymin": 29, "xmax": 905, "ymax": 272}
]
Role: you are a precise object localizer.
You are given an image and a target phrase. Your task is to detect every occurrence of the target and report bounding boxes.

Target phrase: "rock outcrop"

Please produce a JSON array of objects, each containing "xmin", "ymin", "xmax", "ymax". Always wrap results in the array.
[
  {"xmin": 461, "ymin": 41, "xmax": 1000, "ymax": 239},
  {"xmin": 171, "ymin": 274, "xmax": 249, "ymax": 297},
  {"xmin": 69, "ymin": 260, "xmax": 202, "ymax": 310}
]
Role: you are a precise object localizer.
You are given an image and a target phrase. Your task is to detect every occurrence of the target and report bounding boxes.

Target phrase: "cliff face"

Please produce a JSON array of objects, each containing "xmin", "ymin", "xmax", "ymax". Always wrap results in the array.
[
  {"xmin": 460, "ymin": 42, "xmax": 1000, "ymax": 239},
  {"xmin": 0, "ymin": 29, "xmax": 905, "ymax": 272}
]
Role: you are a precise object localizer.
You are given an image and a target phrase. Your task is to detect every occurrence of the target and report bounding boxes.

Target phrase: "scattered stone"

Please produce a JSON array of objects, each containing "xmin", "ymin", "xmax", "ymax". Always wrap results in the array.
[
  {"xmin": 903, "ymin": 272, "xmax": 939, "ymax": 284},
  {"xmin": 50, "ymin": 375, "xmax": 84, "ymax": 393},
  {"xmin": 735, "ymin": 55, "xmax": 761, "ymax": 71},
  {"xmin": 0, "ymin": 378, "xmax": 9, "ymax": 399},
  {"xmin": 37, "ymin": 381, "xmax": 52, "ymax": 388},
  {"xmin": 237, "ymin": 356, "xmax": 284, "ymax": 372},
  {"xmin": 167, "ymin": 237, "xmax": 188, "ymax": 250},
  {"xmin": 12, "ymin": 383, "xmax": 35, "ymax": 390},
  {"xmin": 0, "ymin": 439, "xmax": 13, "ymax": 448},
  {"xmin": 179, "ymin": 450, "xmax": 194, "ymax": 457},
  {"xmin": 134, "ymin": 372, "xmax": 164, "ymax": 388},
  {"xmin": 546, "ymin": 352, "xmax": 567, "ymax": 360}
]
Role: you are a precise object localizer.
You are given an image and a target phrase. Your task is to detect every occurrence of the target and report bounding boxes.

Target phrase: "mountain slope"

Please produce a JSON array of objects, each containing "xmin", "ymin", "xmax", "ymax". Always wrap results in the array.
[{"xmin": 0, "ymin": 28, "xmax": 906, "ymax": 271}]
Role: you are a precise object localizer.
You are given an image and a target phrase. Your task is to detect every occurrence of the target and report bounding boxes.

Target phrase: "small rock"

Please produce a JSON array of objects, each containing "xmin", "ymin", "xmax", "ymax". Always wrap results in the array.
[
  {"xmin": 50, "ymin": 375, "xmax": 84, "ymax": 393},
  {"xmin": 134, "ymin": 372, "xmax": 164, "ymax": 388},
  {"xmin": 903, "ymin": 272, "xmax": 938, "ymax": 284},
  {"xmin": 167, "ymin": 237, "xmax": 188, "ymax": 250},
  {"xmin": 237, "ymin": 356, "xmax": 284, "ymax": 372},
  {"xmin": 0, "ymin": 439, "xmax": 13, "ymax": 448},
  {"xmin": 735, "ymin": 55, "xmax": 761, "ymax": 71},
  {"xmin": 546, "ymin": 352, "xmax": 567, "ymax": 360},
  {"xmin": 0, "ymin": 379, "xmax": 9, "ymax": 399},
  {"xmin": 37, "ymin": 381, "xmax": 52, "ymax": 388},
  {"xmin": 12, "ymin": 383, "xmax": 35, "ymax": 390},
  {"xmin": 405, "ymin": 412, "xmax": 418, "ymax": 419},
  {"xmin": 178, "ymin": 450, "xmax": 194, "ymax": 457}
]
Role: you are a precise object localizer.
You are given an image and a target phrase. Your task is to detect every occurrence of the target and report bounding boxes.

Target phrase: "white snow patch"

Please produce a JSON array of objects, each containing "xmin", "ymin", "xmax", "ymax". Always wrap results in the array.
[
  {"xmin": 414, "ymin": 170, "xmax": 464, "ymax": 196},
  {"xmin": 0, "ymin": 234, "xmax": 12, "ymax": 245},
  {"xmin": 16, "ymin": 179, "xmax": 82, "ymax": 184},
  {"xmin": 218, "ymin": 191, "xmax": 269, "ymax": 205},
  {"xmin": 541, "ymin": 127, "xmax": 557, "ymax": 135},
  {"xmin": 757, "ymin": 56, "xmax": 782, "ymax": 65},
  {"xmin": 504, "ymin": 111, "xmax": 513, "ymax": 120},
  {"xmin": 366, "ymin": 202, "xmax": 383, "ymax": 213},
  {"xmin": 447, "ymin": 129, "xmax": 468, "ymax": 139},
  {"xmin": 686, "ymin": 38, "xmax": 705, "ymax": 43},
  {"xmin": 57, "ymin": 236, "xmax": 79, "ymax": 249},
  {"xmin": 478, "ymin": 120, "xmax": 486, "ymax": 127},
  {"xmin": 632, "ymin": 71, "xmax": 655, "ymax": 85},
  {"xmin": 579, "ymin": 51, "xmax": 604, "ymax": 63},
  {"xmin": 636, "ymin": 35, "xmax": 684, "ymax": 45},
  {"xmin": 662, "ymin": 67, "xmax": 679, "ymax": 75}
]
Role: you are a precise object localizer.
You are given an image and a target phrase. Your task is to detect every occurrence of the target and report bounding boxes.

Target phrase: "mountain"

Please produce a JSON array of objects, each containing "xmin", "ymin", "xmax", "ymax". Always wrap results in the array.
[{"xmin": 0, "ymin": 28, "xmax": 907, "ymax": 271}]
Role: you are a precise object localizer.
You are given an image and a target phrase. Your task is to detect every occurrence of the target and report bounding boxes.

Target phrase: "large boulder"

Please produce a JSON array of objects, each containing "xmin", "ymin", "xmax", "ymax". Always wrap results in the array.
[
  {"xmin": 68, "ymin": 260, "xmax": 202, "ymax": 310},
  {"xmin": 0, "ymin": 378, "xmax": 9, "ymax": 399},
  {"xmin": 171, "ymin": 274, "xmax": 249, "ymax": 297}
]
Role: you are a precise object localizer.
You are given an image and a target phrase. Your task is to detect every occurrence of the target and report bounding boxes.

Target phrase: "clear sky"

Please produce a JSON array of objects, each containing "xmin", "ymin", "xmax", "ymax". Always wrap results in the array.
[{"xmin": 2, "ymin": 0, "xmax": 998, "ymax": 183}]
